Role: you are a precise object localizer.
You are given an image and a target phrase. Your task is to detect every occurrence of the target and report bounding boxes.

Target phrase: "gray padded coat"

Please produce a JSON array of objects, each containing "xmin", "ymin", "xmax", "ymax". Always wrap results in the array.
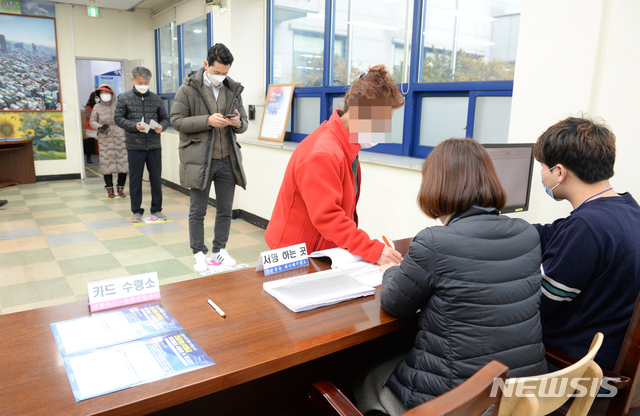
[
  {"xmin": 89, "ymin": 88, "xmax": 128, "ymax": 175},
  {"xmin": 382, "ymin": 207, "xmax": 547, "ymax": 409}
]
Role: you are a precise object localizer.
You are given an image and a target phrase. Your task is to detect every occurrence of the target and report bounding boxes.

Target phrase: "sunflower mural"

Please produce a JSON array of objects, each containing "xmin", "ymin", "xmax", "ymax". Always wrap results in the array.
[{"xmin": 2, "ymin": 112, "xmax": 67, "ymax": 160}]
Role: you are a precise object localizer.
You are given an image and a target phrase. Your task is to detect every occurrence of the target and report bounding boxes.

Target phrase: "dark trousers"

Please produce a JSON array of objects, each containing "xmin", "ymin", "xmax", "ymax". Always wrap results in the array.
[
  {"xmin": 189, "ymin": 157, "xmax": 236, "ymax": 254},
  {"xmin": 128, "ymin": 149, "xmax": 162, "ymax": 215},
  {"xmin": 104, "ymin": 173, "xmax": 127, "ymax": 188}
]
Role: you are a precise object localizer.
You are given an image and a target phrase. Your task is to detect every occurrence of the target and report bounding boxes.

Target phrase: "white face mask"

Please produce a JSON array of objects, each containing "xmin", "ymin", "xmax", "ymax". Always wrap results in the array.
[
  {"xmin": 134, "ymin": 84, "xmax": 149, "ymax": 94},
  {"xmin": 100, "ymin": 93, "xmax": 112, "ymax": 102},
  {"xmin": 207, "ymin": 71, "xmax": 226, "ymax": 87}
]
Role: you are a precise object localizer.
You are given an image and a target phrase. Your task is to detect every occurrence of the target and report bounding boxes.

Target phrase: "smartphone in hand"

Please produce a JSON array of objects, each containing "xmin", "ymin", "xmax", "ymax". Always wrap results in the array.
[{"xmin": 223, "ymin": 113, "xmax": 236, "ymax": 119}]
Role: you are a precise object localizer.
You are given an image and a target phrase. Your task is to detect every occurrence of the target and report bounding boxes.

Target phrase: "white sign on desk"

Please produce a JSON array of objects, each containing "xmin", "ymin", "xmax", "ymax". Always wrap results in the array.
[
  {"xmin": 87, "ymin": 272, "xmax": 160, "ymax": 312},
  {"xmin": 256, "ymin": 243, "xmax": 309, "ymax": 276}
]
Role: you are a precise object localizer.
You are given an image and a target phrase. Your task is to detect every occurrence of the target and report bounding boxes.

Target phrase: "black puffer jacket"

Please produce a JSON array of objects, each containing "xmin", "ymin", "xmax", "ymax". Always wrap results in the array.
[
  {"xmin": 382, "ymin": 207, "xmax": 547, "ymax": 409},
  {"xmin": 114, "ymin": 88, "xmax": 170, "ymax": 151}
]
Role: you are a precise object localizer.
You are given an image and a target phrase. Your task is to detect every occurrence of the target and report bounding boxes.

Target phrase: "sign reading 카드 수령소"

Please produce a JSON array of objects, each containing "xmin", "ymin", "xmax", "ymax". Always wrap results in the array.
[
  {"xmin": 256, "ymin": 243, "xmax": 309, "ymax": 276},
  {"xmin": 87, "ymin": 272, "xmax": 160, "ymax": 312}
]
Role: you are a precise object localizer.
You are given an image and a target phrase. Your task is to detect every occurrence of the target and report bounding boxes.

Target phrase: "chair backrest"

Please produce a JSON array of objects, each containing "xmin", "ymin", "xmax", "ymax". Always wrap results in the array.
[
  {"xmin": 402, "ymin": 360, "xmax": 509, "ymax": 416},
  {"xmin": 606, "ymin": 290, "xmax": 640, "ymax": 415},
  {"xmin": 498, "ymin": 333, "xmax": 604, "ymax": 416}
]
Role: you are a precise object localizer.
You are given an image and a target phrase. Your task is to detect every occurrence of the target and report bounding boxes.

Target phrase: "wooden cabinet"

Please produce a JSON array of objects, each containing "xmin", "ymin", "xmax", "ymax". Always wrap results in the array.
[{"xmin": 0, "ymin": 139, "xmax": 37, "ymax": 188}]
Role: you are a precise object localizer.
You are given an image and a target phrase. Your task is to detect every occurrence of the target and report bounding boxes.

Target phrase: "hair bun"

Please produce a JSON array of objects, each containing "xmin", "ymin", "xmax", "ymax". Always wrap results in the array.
[{"xmin": 367, "ymin": 64, "xmax": 388, "ymax": 77}]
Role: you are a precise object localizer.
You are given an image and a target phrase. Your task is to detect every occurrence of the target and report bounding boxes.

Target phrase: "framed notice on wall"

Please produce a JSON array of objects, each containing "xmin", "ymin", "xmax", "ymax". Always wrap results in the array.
[{"xmin": 259, "ymin": 84, "xmax": 295, "ymax": 142}]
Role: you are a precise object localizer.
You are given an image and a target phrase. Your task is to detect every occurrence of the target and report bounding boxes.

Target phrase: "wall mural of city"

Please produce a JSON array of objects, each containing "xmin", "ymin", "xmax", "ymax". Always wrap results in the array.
[{"xmin": 0, "ymin": 3, "xmax": 66, "ymax": 160}]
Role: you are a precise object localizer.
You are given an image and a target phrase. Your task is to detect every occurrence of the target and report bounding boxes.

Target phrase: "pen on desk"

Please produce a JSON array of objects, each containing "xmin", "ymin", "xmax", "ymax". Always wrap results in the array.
[{"xmin": 207, "ymin": 299, "xmax": 226, "ymax": 318}]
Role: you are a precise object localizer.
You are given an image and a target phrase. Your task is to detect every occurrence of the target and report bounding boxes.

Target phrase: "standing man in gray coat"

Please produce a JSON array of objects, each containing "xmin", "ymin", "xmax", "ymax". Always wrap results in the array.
[
  {"xmin": 114, "ymin": 67, "xmax": 170, "ymax": 223},
  {"xmin": 170, "ymin": 43, "xmax": 248, "ymax": 272}
]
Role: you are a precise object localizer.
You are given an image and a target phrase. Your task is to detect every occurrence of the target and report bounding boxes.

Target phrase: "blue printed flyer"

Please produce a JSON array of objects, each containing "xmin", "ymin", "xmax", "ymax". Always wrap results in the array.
[{"xmin": 50, "ymin": 303, "xmax": 214, "ymax": 402}]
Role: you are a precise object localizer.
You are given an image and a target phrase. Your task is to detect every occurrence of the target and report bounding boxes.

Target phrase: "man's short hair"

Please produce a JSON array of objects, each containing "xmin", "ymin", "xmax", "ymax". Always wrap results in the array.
[
  {"xmin": 207, "ymin": 43, "xmax": 234, "ymax": 66},
  {"xmin": 132, "ymin": 67, "xmax": 152, "ymax": 80},
  {"xmin": 417, "ymin": 138, "xmax": 506, "ymax": 218},
  {"xmin": 533, "ymin": 116, "xmax": 616, "ymax": 183}
]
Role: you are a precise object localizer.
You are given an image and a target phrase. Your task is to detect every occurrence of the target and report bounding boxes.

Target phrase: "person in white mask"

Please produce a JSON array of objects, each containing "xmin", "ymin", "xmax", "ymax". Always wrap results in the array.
[
  {"xmin": 265, "ymin": 65, "xmax": 404, "ymax": 266},
  {"xmin": 171, "ymin": 43, "xmax": 248, "ymax": 272},
  {"xmin": 114, "ymin": 67, "xmax": 170, "ymax": 223},
  {"xmin": 89, "ymin": 84, "xmax": 128, "ymax": 198},
  {"xmin": 533, "ymin": 116, "xmax": 640, "ymax": 372}
]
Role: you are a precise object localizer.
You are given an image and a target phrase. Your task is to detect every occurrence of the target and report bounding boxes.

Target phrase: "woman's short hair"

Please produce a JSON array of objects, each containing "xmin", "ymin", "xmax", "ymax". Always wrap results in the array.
[
  {"xmin": 418, "ymin": 138, "xmax": 506, "ymax": 219},
  {"xmin": 533, "ymin": 116, "xmax": 615, "ymax": 184},
  {"xmin": 342, "ymin": 65, "xmax": 404, "ymax": 112}
]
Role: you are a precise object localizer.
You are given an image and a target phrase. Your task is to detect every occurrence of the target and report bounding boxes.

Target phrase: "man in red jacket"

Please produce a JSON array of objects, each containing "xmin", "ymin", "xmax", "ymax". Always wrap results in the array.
[{"xmin": 265, "ymin": 65, "xmax": 403, "ymax": 265}]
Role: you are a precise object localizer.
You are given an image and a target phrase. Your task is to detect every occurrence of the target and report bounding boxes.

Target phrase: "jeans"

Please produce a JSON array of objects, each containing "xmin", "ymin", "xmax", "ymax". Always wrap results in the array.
[
  {"xmin": 189, "ymin": 157, "xmax": 236, "ymax": 255},
  {"xmin": 128, "ymin": 149, "xmax": 162, "ymax": 215}
]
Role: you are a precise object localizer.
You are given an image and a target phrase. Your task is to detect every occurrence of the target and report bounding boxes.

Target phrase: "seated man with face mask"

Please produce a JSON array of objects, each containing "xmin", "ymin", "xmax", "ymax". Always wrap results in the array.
[
  {"xmin": 265, "ymin": 65, "xmax": 403, "ymax": 266},
  {"xmin": 534, "ymin": 116, "xmax": 640, "ymax": 371}
]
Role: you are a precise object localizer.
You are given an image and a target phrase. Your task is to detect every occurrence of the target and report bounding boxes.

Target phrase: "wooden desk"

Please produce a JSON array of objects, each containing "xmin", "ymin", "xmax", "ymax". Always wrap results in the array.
[
  {"xmin": 0, "ymin": 240, "xmax": 413, "ymax": 416},
  {"xmin": 0, "ymin": 139, "xmax": 37, "ymax": 188}
]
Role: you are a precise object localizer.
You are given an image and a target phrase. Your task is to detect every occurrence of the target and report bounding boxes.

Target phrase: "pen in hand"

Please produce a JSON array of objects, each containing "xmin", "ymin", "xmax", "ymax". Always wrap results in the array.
[
  {"xmin": 382, "ymin": 235, "xmax": 394, "ymax": 249},
  {"xmin": 207, "ymin": 299, "xmax": 226, "ymax": 318}
]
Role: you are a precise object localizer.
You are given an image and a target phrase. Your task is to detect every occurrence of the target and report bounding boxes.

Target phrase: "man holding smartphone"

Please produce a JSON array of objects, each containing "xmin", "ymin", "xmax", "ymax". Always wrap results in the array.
[{"xmin": 170, "ymin": 43, "xmax": 248, "ymax": 272}]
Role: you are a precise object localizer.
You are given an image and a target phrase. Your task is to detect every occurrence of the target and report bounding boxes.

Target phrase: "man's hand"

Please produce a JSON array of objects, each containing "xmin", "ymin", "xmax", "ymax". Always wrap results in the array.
[
  {"xmin": 376, "ymin": 246, "xmax": 402, "ymax": 266},
  {"xmin": 208, "ymin": 113, "xmax": 233, "ymax": 128},
  {"xmin": 154, "ymin": 125, "xmax": 163, "ymax": 134},
  {"xmin": 136, "ymin": 122, "xmax": 145, "ymax": 131},
  {"xmin": 228, "ymin": 109, "xmax": 241, "ymax": 128}
]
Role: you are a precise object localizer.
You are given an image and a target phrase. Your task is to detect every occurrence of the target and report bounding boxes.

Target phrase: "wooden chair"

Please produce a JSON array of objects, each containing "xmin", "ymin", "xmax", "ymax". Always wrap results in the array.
[
  {"xmin": 308, "ymin": 360, "xmax": 509, "ymax": 416},
  {"xmin": 545, "ymin": 290, "xmax": 640, "ymax": 416},
  {"xmin": 498, "ymin": 333, "xmax": 604, "ymax": 416}
]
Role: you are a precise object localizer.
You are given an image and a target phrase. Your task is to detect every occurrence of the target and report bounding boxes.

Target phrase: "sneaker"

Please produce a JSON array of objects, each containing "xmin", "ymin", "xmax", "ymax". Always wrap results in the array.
[
  {"xmin": 151, "ymin": 212, "xmax": 167, "ymax": 221},
  {"xmin": 209, "ymin": 249, "xmax": 236, "ymax": 267},
  {"xmin": 131, "ymin": 213, "xmax": 143, "ymax": 223},
  {"xmin": 0, "ymin": 200, "xmax": 7, "ymax": 208},
  {"xmin": 106, "ymin": 187, "xmax": 115, "ymax": 198},
  {"xmin": 193, "ymin": 251, "xmax": 208, "ymax": 273}
]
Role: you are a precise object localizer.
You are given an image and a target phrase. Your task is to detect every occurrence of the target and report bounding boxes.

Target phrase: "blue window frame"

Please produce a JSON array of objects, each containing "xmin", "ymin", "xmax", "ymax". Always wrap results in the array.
[
  {"xmin": 155, "ymin": 13, "xmax": 213, "ymax": 125},
  {"xmin": 267, "ymin": 0, "xmax": 520, "ymax": 158}
]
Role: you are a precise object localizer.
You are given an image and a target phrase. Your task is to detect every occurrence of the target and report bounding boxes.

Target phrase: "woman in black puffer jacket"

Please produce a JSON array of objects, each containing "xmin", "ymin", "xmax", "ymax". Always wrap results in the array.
[{"xmin": 356, "ymin": 138, "xmax": 547, "ymax": 416}]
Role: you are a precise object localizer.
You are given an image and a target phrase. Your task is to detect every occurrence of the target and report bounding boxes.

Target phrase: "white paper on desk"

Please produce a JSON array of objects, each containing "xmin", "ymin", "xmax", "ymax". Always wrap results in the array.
[
  {"xmin": 309, "ymin": 247, "xmax": 364, "ymax": 269},
  {"xmin": 263, "ymin": 268, "xmax": 375, "ymax": 313},
  {"xmin": 347, "ymin": 263, "xmax": 383, "ymax": 287}
]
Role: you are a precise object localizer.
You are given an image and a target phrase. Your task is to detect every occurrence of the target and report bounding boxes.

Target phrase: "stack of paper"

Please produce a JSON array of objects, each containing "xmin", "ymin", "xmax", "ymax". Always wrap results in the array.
[
  {"xmin": 263, "ymin": 268, "xmax": 375, "ymax": 313},
  {"xmin": 309, "ymin": 247, "xmax": 384, "ymax": 287}
]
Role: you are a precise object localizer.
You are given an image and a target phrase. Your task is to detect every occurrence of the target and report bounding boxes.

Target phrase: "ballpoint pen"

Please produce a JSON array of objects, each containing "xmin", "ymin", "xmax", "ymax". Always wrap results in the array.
[
  {"xmin": 207, "ymin": 299, "xmax": 226, "ymax": 318},
  {"xmin": 382, "ymin": 235, "xmax": 394, "ymax": 249}
]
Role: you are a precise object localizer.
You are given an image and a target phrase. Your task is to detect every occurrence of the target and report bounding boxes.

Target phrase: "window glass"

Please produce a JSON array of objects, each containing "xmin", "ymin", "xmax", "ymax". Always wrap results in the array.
[
  {"xmin": 293, "ymin": 97, "xmax": 321, "ymax": 134},
  {"xmin": 419, "ymin": 96, "xmax": 469, "ymax": 147},
  {"xmin": 333, "ymin": 0, "xmax": 412, "ymax": 86},
  {"xmin": 421, "ymin": 0, "xmax": 521, "ymax": 82},
  {"xmin": 472, "ymin": 96, "xmax": 511, "ymax": 143},
  {"xmin": 273, "ymin": 0, "xmax": 326, "ymax": 86},
  {"xmin": 158, "ymin": 21, "xmax": 179, "ymax": 93},
  {"xmin": 182, "ymin": 16, "xmax": 208, "ymax": 77}
]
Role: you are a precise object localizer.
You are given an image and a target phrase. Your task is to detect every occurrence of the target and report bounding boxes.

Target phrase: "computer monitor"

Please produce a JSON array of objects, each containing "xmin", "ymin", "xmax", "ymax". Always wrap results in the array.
[{"xmin": 483, "ymin": 143, "xmax": 535, "ymax": 214}]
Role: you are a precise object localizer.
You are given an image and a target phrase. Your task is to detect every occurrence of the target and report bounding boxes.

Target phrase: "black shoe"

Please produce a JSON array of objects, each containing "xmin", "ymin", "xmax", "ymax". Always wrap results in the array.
[{"xmin": 0, "ymin": 200, "xmax": 7, "ymax": 208}]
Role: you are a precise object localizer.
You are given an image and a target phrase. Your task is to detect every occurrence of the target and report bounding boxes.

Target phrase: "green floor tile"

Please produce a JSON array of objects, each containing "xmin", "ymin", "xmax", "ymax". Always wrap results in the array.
[
  {"xmin": 70, "ymin": 205, "xmax": 113, "ymax": 215},
  {"xmin": 0, "ymin": 248, "xmax": 56, "ymax": 268},
  {"xmin": 0, "ymin": 199, "xmax": 26, "ymax": 207},
  {"xmin": 0, "ymin": 189, "xmax": 21, "ymax": 196},
  {"xmin": 227, "ymin": 244, "xmax": 269, "ymax": 265},
  {"xmin": 246, "ymin": 230, "xmax": 266, "ymax": 241},
  {"xmin": 63, "ymin": 194, "xmax": 100, "ymax": 202},
  {"xmin": 35, "ymin": 215, "xmax": 82, "ymax": 227},
  {"xmin": 125, "ymin": 259, "xmax": 193, "ymax": 280},
  {"xmin": 0, "ymin": 212, "xmax": 34, "ymax": 223},
  {"xmin": 28, "ymin": 202, "xmax": 69, "ymax": 212},
  {"xmin": 161, "ymin": 242, "xmax": 194, "ymax": 258},
  {"xmin": 102, "ymin": 236, "xmax": 158, "ymax": 252},
  {"xmin": 58, "ymin": 253, "xmax": 122, "ymax": 275},
  {"xmin": 0, "ymin": 278, "xmax": 74, "ymax": 308},
  {"xmin": 21, "ymin": 192, "xmax": 57, "ymax": 200}
]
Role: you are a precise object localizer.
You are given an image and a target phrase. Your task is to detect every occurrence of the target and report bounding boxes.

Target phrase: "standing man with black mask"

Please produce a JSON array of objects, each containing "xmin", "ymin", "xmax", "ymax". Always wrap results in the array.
[{"xmin": 171, "ymin": 44, "xmax": 248, "ymax": 272}]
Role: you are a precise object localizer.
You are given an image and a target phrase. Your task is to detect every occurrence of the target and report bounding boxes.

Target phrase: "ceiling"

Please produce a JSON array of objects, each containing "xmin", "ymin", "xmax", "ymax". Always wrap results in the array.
[{"xmin": 48, "ymin": 0, "xmax": 179, "ymax": 13}]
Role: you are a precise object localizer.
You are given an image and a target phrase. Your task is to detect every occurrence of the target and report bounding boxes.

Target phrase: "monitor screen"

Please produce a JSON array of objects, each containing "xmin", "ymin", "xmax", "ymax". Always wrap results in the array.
[{"xmin": 483, "ymin": 144, "xmax": 535, "ymax": 213}]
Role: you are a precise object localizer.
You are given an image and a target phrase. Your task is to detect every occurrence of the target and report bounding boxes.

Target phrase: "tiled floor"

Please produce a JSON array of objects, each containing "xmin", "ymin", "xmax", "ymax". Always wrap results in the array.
[{"xmin": 0, "ymin": 162, "xmax": 269, "ymax": 315}]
